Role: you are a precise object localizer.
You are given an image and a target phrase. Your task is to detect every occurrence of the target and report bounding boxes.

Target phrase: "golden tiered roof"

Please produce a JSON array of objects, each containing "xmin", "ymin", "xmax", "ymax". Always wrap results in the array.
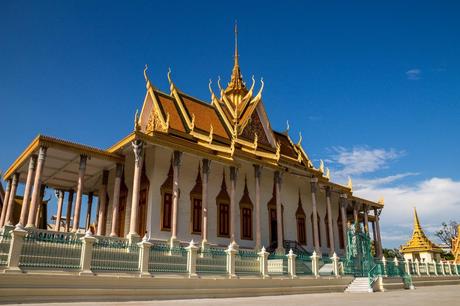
[
  {"xmin": 401, "ymin": 208, "xmax": 442, "ymax": 254},
  {"xmin": 453, "ymin": 225, "xmax": 460, "ymax": 264}
]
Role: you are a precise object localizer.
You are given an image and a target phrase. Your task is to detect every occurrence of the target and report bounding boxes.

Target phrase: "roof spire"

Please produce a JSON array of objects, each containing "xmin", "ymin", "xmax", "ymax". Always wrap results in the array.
[
  {"xmin": 234, "ymin": 20, "xmax": 239, "ymax": 67},
  {"xmin": 413, "ymin": 207, "xmax": 422, "ymax": 232},
  {"xmin": 226, "ymin": 21, "xmax": 246, "ymax": 95}
]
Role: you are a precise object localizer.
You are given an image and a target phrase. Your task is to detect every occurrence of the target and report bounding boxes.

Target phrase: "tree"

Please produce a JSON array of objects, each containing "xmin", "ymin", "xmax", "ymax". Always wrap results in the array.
[{"xmin": 435, "ymin": 221, "xmax": 458, "ymax": 248}]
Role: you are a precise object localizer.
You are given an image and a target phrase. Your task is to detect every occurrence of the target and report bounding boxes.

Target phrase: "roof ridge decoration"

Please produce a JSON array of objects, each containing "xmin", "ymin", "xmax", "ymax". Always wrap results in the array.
[{"xmin": 401, "ymin": 207, "xmax": 442, "ymax": 254}]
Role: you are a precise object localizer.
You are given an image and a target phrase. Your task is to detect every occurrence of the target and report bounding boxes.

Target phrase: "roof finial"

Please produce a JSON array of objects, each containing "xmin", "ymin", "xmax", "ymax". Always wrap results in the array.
[{"xmin": 234, "ymin": 20, "xmax": 239, "ymax": 67}]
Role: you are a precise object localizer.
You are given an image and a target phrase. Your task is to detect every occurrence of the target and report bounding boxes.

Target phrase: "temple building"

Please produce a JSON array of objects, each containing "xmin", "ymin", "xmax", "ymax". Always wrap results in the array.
[
  {"xmin": 400, "ymin": 208, "xmax": 442, "ymax": 262},
  {"xmin": 0, "ymin": 28, "xmax": 384, "ymax": 257}
]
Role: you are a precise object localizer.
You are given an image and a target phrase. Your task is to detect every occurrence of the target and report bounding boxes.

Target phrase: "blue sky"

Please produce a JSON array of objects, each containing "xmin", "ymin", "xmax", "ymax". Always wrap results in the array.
[{"xmin": 1, "ymin": 1, "xmax": 459, "ymax": 248}]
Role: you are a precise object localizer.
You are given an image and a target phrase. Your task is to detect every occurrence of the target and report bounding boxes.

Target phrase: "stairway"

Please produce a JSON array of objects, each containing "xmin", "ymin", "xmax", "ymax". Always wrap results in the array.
[{"xmin": 345, "ymin": 277, "xmax": 372, "ymax": 293}]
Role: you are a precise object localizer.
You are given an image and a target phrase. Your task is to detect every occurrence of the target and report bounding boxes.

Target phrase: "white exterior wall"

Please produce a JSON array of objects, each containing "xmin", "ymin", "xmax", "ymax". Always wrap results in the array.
[{"xmin": 106, "ymin": 143, "xmax": 344, "ymax": 252}]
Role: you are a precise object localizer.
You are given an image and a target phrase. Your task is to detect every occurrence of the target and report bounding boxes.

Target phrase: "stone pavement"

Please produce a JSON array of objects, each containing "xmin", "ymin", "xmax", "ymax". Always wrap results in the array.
[{"xmin": 3, "ymin": 285, "xmax": 460, "ymax": 306}]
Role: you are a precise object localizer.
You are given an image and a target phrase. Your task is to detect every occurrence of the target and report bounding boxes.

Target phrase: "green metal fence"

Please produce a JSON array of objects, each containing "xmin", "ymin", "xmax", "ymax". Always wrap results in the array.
[
  {"xmin": 0, "ymin": 230, "xmax": 12, "ymax": 266},
  {"xmin": 296, "ymin": 253, "xmax": 313, "ymax": 275},
  {"xmin": 148, "ymin": 243, "xmax": 187, "ymax": 273},
  {"xmin": 235, "ymin": 249, "xmax": 259, "ymax": 275},
  {"xmin": 91, "ymin": 238, "xmax": 139, "ymax": 272},
  {"xmin": 19, "ymin": 230, "xmax": 82, "ymax": 270},
  {"xmin": 196, "ymin": 247, "xmax": 227, "ymax": 274}
]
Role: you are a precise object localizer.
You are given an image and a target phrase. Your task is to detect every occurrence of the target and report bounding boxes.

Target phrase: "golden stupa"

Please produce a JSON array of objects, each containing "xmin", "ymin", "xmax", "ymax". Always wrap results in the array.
[
  {"xmin": 400, "ymin": 208, "xmax": 442, "ymax": 262},
  {"xmin": 452, "ymin": 225, "xmax": 460, "ymax": 264}
]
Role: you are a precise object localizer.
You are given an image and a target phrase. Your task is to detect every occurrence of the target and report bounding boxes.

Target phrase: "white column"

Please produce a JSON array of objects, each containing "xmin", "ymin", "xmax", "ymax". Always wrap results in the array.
[
  {"xmin": 310, "ymin": 177, "xmax": 320, "ymax": 254},
  {"xmin": 6, "ymin": 227, "xmax": 27, "ymax": 272},
  {"xmin": 229, "ymin": 166, "xmax": 238, "ymax": 244},
  {"xmin": 4, "ymin": 173, "xmax": 19, "ymax": 226},
  {"xmin": 97, "ymin": 170, "xmax": 109, "ymax": 236},
  {"xmin": 275, "ymin": 171, "xmax": 284, "ymax": 254},
  {"xmin": 374, "ymin": 208, "xmax": 383, "ymax": 258},
  {"xmin": 26, "ymin": 146, "xmax": 47, "ymax": 228},
  {"xmin": 72, "ymin": 155, "xmax": 87, "ymax": 232},
  {"xmin": 254, "ymin": 165, "xmax": 262, "ymax": 250},
  {"xmin": 85, "ymin": 192, "xmax": 94, "ymax": 231},
  {"xmin": 363, "ymin": 205, "xmax": 369, "ymax": 234},
  {"xmin": 54, "ymin": 190, "xmax": 64, "ymax": 231},
  {"xmin": 17, "ymin": 155, "xmax": 37, "ymax": 227},
  {"xmin": 0, "ymin": 179, "xmax": 12, "ymax": 228},
  {"xmin": 325, "ymin": 187, "xmax": 335, "ymax": 255},
  {"xmin": 170, "ymin": 150, "xmax": 181, "ymax": 246},
  {"xmin": 110, "ymin": 163, "xmax": 123, "ymax": 237},
  {"xmin": 65, "ymin": 190, "xmax": 74, "ymax": 232},
  {"xmin": 128, "ymin": 140, "xmax": 144, "ymax": 240},
  {"xmin": 340, "ymin": 194, "xmax": 348, "ymax": 249},
  {"xmin": 201, "ymin": 159, "xmax": 210, "ymax": 248}
]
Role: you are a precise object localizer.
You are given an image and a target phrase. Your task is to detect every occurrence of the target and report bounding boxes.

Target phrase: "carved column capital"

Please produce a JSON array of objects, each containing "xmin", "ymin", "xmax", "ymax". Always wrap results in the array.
[
  {"xmin": 11, "ymin": 172, "xmax": 19, "ymax": 185},
  {"xmin": 325, "ymin": 186, "xmax": 332, "ymax": 198},
  {"xmin": 254, "ymin": 164, "xmax": 262, "ymax": 179},
  {"xmin": 339, "ymin": 195, "xmax": 348, "ymax": 209},
  {"xmin": 230, "ymin": 166, "xmax": 238, "ymax": 181},
  {"xmin": 29, "ymin": 155, "xmax": 38, "ymax": 170},
  {"xmin": 202, "ymin": 159, "xmax": 211, "ymax": 176},
  {"xmin": 102, "ymin": 170, "xmax": 109, "ymax": 185},
  {"xmin": 132, "ymin": 140, "xmax": 144, "ymax": 164},
  {"xmin": 274, "ymin": 171, "xmax": 283, "ymax": 185},
  {"xmin": 115, "ymin": 163, "xmax": 123, "ymax": 178},
  {"xmin": 310, "ymin": 177, "xmax": 318, "ymax": 193},
  {"xmin": 173, "ymin": 150, "xmax": 182, "ymax": 167},
  {"xmin": 38, "ymin": 146, "xmax": 47, "ymax": 161},
  {"xmin": 79, "ymin": 155, "xmax": 88, "ymax": 170}
]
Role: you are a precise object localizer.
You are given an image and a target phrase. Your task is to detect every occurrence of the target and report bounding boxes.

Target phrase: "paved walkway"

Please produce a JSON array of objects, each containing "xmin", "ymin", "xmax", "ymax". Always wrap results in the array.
[{"xmin": 4, "ymin": 285, "xmax": 460, "ymax": 306}]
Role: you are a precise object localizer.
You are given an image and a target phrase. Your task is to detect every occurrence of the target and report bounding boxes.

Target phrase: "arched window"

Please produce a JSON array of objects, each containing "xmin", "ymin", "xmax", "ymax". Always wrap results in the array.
[
  {"xmin": 311, "ymin": 212, "xmax": 321, "ymax": 248},
  {"xmin": 239, "ymin": 178, "xmax": 253, "ymax": 240},
  {"xmin": 295, "ymin": 192, "xmax": 307, "ymax": 245},
  {"xmin": 160, "ymin": 160, "xmax": 173, "ymax": 231},
  {"xmin": 216, "ymin": 171, "xmax": 230, "ymax": 237},
  {"xmin": 190, "ymin": 164, "xmax": 202, "ymax": 234},
  {"xmin": 337, "ymin": 208, "xmax": 345, "ymax": 249}
]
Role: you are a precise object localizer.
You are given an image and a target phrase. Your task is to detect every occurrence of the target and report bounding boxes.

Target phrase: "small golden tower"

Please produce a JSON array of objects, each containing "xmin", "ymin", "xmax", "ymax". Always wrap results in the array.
[
  {"xmin": 400, "ymin": 208, "xmax": 442, "ymax": 262},
  {"xmin": 452, "ymin": 225, "xmax": 460, "ymax": 264}
]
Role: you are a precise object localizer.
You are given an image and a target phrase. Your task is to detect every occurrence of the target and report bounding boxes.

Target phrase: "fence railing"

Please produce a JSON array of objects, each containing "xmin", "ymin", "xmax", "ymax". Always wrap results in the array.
[
  {"xmin": 20, "ymin": 230, "xmax": 82, "ymax": 270},
  {"xmin": 2, "ymin": 227, "xmax": 458, "ymax": 280}
]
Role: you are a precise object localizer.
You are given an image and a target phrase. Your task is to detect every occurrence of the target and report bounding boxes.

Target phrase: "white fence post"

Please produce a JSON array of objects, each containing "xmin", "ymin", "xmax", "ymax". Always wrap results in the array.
[
  {"xmin": 433, "ymin": 260, "xmax": 438, "ymax": 276},
  {"xmin": 425, "ymin": 261, "xmax": 430, "ymax": 276},
  {"xmin": 331, "ymin": 252, "xmax": 339, "ymax": 277},
  {"xmin": 382, "ymin": 255, "xmax": 387, "ymax": 277},
  {"xmin": 5, "ymin": 226, "xmax": 27, "ymax": 273},
  {"xmin": 286, "ymin": 249, "xmax": 297, "ymax": 279},
  {"xmin": 311, "ymin": 251, "xmax": 320, "ymax": 277},
  {"xmin": 80, "ymin": 230, "xmax": 96, "ymax": 275},
  {"xmin": 415, "ymin": 259, "xmax": 421, "ymax": 276},
  {"xmin": 225, "ymin": 242, "xmax": 237, "ymax": 279},
  {"xmin": 137, "ymin": 235, "xmax": 152, "ymax": 277},
  {"xmin": 258, "ymin": 246, "xmax": 269, "ymax": 279},
  {"xmin": 185, "ymin": 240, "xmax": 199, "ymax": 278},
  {"xmin": 440, "ymin": 261, "xmax": 446, "ymax": 276}
]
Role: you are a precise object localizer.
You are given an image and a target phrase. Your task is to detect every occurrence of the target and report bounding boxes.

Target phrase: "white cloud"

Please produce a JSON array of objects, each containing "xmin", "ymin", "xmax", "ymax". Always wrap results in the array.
[
  {"xmin": 355, "ymin": 177, "xmax": 460, "ymax": 248},
  {"xmin": 406, "ymin": 68, "xmax": 422, "ymax": 80},
  {"xmin": 326, "ymin": 146, "xmax": 459, "ymax": 248},
  {"xmin": 329, "ymin": 146, "xmax": 404, "ymax": 180}
]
